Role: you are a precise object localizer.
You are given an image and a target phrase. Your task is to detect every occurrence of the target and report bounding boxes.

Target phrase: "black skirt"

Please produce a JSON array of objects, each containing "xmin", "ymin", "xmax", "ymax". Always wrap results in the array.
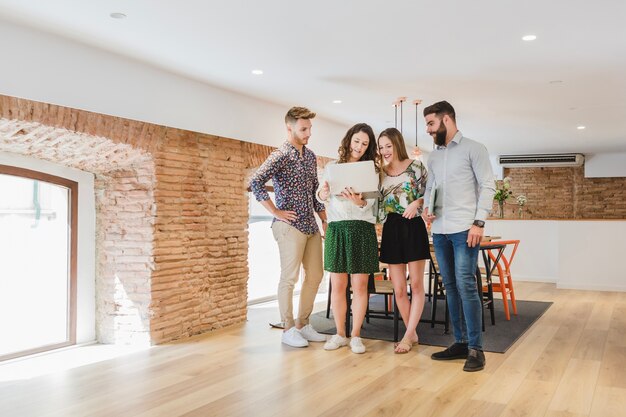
[{"xmin": 379, "ymin": 213, "xmax": 430, "ymax": 264}]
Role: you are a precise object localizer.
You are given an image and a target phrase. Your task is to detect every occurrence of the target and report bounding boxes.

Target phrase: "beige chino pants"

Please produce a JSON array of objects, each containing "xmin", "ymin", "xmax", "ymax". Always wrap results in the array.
[{"xmin": 272, "ymin": 221, "xmax": 323, "ymax": 329}]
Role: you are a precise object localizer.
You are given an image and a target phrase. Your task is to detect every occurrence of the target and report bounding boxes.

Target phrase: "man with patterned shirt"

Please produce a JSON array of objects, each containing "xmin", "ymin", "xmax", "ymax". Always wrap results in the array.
[{"xmin": 249, "ymin": 106, "xmax": 328, "ymax": 348}]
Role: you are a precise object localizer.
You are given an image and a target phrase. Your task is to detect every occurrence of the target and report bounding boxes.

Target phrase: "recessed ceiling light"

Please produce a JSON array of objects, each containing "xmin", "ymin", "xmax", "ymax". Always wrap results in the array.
[
  {"xmin": 332, "ymin": 100, "xmax": 342, "ymax": 104},
  {"xmin": 110, "ymin": 12, "xmax": 126, "ymax": 19},
  {"xmin": 577, "ymin": 126, "xmax": 586, "ymax": 130},
  {"xmin": 251, "ymin": 69, "xmax": 263, "ymax": 75},
  {"xmin": 522, "ymin": 35, "xmax": 537, "ymax": 41}
]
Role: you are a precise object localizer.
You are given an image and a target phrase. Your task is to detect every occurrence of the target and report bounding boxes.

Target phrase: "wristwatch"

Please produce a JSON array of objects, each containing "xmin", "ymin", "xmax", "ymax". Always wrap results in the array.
[{"xmin": 473, "ymin": 220, "xmax": 485, "ymax": 228}]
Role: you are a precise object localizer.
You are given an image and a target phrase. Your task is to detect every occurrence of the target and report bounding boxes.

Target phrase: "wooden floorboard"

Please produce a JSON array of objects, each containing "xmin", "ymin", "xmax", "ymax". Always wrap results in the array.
[{"xmin": 0, "ymin": 281, "xmax": 624, "ymax": 417}]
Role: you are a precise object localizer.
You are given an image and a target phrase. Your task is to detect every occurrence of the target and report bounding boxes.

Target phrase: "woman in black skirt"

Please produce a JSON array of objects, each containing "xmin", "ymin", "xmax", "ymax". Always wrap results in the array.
[
  {"xmin": 378, "ymin": 128, "xmax": 430, "ymax": 353},
  {"xmin": 316, "ymin": 123, "xmax": 380, "ymax": 354}
]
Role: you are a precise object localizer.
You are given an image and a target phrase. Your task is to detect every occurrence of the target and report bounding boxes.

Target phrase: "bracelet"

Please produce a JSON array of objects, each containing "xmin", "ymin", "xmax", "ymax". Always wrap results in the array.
[{"xmin": 317, "ymin": 190, "xmax": 329, "ymax": 202}]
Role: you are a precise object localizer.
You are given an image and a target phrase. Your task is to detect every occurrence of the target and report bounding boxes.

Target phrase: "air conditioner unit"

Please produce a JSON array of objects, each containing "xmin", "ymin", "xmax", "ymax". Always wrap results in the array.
[{"xmin": 498, "ymin": 153, "xmax": 584, "ymax": 168}]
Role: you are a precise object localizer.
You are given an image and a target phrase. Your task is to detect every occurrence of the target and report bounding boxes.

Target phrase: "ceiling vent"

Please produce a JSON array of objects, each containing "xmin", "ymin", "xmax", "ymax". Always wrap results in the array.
[{"xmin": 498, "ymin": 153, "xmax": 584, "ymax": 168}]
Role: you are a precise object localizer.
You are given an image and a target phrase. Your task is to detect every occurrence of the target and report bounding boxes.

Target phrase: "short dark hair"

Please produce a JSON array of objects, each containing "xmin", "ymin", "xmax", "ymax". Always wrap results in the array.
[
  {"xmin": 285, "ymin": 106, "xmax": 316, "ymax": 125},
  {"xmin": 423, "ymin": 100, "xmax": 456, "ymax": 122}
]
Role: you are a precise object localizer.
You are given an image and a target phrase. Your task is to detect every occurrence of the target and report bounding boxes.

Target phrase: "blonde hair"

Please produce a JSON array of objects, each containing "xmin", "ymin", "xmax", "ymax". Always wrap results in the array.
[
  {"xmin": 285, "ymin": 106, "xmax": 316, "ymax": 125},
  {"xmin": 378, "ymin": 128, "xmax": 409, "ymax": 161}
]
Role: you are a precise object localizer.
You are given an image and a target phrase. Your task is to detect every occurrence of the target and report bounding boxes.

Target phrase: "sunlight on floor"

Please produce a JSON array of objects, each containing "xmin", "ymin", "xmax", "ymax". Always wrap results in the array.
[
  {"xmin": 0, "ymin": 343, "xmax": 151, "ymax": 382},
  {"xmin": 1, "ymin": 294, "xmax": 327, "ymax": 383}
]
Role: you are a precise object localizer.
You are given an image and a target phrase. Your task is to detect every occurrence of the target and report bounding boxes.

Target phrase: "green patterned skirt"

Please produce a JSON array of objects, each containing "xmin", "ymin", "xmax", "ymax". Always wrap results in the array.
[{"xmin": 324, "ymin": 220, "xmax": 379, "ymax": 274}]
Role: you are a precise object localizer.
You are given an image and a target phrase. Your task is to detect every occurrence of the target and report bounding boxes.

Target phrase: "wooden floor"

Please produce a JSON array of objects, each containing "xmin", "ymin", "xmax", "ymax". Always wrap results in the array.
[{"xmin": 1, "ymin": 281, "xmax": 625, "ymax": 417}]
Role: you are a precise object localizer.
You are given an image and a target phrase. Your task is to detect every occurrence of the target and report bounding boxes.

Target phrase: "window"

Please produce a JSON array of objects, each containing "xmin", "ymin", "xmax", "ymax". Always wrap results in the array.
[
  {"xmin": 247, "ymin": 192, "xmax": 292, "ymax": 303},
  {"xmin": 0, "ymin": 165, "xmax": 77, "ymax": 361}
]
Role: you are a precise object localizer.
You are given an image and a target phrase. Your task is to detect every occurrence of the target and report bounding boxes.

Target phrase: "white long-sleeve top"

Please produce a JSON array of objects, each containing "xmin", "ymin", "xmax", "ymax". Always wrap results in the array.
[{"xmin": 316, "ymin": 161, "xmax": 378, "ymax": 224}]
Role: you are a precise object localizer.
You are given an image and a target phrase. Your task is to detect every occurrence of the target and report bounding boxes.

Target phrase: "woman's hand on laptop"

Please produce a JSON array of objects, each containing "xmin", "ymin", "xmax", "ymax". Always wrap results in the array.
[{"xmin": 341, "ymin": 187, "xmax": 366, "ymax": 208}]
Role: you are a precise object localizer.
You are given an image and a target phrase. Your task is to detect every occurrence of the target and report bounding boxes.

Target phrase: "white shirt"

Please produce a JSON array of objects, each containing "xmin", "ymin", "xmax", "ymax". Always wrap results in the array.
[
  {"xmin": 317, "ymin": 161, "xmax": 378, "ymax": 224},
  {"xmin": 423, "ymin": 131, "xmax": 496, "ymax": 234}
]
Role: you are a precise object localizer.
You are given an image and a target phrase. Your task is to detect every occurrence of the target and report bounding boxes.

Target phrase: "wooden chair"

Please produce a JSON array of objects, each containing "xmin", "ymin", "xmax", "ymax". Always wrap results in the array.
[
  {"xmin": 431, "ymin": 243, "xmax": 492, "ymax": 331},
  {"xmin": 361, "ymin": 275, "xmax": 400, "ymax": 342},
  {"xmin": 325, "ymin": 270, "xmax": 390, "ymax": 318},
  {"xmin": 477, "ymin": 242, "xmax": 506, "ymax": 329},
  {"xmin": 327, "ymin": 271, "xmax": 401, "ymax": 342},
  {"xmin": 480, "ymin": 240, "xmax": 519, "ymax": 320},
  {"xmin": 365, "ymin": 270, "xmax": 391, "ymax": 322},
  {"xmin": 428, "ymin": 247, "xmax": 450, "ymax": 332}
]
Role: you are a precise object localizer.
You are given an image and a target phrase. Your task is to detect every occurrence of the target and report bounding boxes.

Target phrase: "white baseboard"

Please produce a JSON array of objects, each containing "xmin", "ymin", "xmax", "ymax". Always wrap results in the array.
[
  {"xmin": 513, "ymin": 275, "xmax": 557, "ymax": 284},
  {"xmin": 556, "ymin": 282, "xmax": 626, "ymax": 292}
]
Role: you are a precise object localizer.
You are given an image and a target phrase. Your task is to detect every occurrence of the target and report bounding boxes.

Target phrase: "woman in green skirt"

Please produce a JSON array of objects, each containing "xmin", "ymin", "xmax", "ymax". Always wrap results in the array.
[{"xmin": 316, "ymin": 123, "xmax": 380, "ymax": 354}]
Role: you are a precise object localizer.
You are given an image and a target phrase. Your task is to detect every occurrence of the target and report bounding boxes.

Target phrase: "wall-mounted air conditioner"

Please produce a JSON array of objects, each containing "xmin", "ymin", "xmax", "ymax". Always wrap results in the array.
[{"xmin": 498, "ymin": 153, "xmax": 584, "ymax": 168}]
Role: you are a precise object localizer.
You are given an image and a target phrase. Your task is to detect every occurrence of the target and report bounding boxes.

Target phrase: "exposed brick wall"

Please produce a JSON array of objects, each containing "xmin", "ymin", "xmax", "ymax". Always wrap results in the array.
[
  {"xmin": 0, "ymin": 94, "xmax": 334, "ymax": 345},
  {"xmin": 493, "ymin": 167, "xmax": 626, "ymax": 219},
  {"xmin": 0, "ymin": 117, "xmax": 156, "ymax": 344},
  {"xmin": 243, "ymin": 139, "xmax": 334, "ymax": 169},
  {"xmin": 95, "ymin": 168, "xmax": 155, "ymax": 344},
  {"xmin": 243, "ymin": 142, "xmax": 275, "ymax": 169},
  {"xmin": 0, "ymin": 95, "xmax": 255, "ymax": 344},
  {"xmin": 150, "ymin": 131, "xmax": 249, "ymax": 343}
]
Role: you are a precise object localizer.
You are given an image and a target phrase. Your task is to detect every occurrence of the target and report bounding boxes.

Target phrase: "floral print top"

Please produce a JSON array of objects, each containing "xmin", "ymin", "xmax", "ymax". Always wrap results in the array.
[
  {"xmin": 379, "ymin": 159, "xmax": 428, "ymax": 222},
  {"xmin": 249, "ymin": 141, "xmax": 325, "ymax": 235}
]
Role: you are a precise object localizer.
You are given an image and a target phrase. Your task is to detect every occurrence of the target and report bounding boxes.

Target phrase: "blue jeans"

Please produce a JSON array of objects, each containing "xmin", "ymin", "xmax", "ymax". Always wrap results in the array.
[{"xmin": 433, "ymin": 230, "xmax": 482, "ymax": 350}]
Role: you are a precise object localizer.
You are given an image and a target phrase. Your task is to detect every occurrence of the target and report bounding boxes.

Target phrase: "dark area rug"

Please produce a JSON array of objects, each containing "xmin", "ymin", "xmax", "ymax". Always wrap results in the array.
[{"xmin": 310, "ymin": 295, "xmax": 552, "ymax": 353}]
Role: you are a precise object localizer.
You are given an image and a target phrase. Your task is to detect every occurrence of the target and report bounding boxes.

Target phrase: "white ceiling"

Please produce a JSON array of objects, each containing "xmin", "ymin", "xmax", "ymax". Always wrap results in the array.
[{"xmin": 1, "ymin": 0, "xmax": 625, "ymax": 155}]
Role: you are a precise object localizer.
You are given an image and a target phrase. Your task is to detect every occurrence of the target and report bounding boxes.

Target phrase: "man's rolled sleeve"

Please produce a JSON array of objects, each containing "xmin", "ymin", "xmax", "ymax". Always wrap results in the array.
[
  {"xmin": 312, "ymin": 174, "xmax": 325, "ymax": 212},
  {"xmin": 249, "ymin": 150, "xmax": 284, "ymax": 202}
]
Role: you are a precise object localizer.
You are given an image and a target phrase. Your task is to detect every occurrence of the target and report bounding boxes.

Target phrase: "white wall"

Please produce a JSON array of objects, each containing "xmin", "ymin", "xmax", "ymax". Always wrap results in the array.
[
  {"xmin": 558, "ymin": 222, "xmax": 626, "ymax": 291},
  {"xmin": 489, "ymin": 155, "xmax": 504, "ymax": 180},
  {"xmin": 485, "ymin": 220, "xmax": 626, "ymax": 291},
  {"xmin": 584, "ymin": 153, "xmax": 626, "ymax": 178},
  {"xmin": 0, "ymin": 18, "xmax": 347, "ymax": 158},
  {"xmin": 0, "ymin": 152, "xmax": 96, "ymax": 343}
]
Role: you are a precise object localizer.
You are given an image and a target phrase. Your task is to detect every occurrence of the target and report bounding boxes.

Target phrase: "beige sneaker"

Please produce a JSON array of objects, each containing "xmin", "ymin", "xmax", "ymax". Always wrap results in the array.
[
  {"xmin": 350, "ymin": 337, "xmax": 366, "ymax": 354},
  {"xmin": 324, "ymin": 334, "xmax": 348, "ymax": 350},
  {"xmin": 281, "ymin": 327, "xmax": 308, "ymax": 348},
  {"xmin": 298, "ymin": 324, "xmax": 326, "ymax": 342}
]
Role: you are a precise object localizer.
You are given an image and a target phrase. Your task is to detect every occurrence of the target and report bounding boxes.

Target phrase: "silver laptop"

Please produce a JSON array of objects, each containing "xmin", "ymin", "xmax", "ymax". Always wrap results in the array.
[{"xmin": 325, "ymin": 160, "xmax": 381, "ymax": 199}]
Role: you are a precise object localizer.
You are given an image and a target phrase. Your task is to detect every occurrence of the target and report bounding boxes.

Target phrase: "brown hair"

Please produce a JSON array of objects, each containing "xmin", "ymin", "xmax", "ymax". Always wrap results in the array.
[
  {"xmin": 423, "ymin": 100, "xmax": 456, "ymax": 122},
  {"xmin": 285, "ymin": 106, "xmax": 316, "ymax": 125},
  {"xmin": 337, "ymin": 123, "xmax": 379, "ymax": 172},
  {"xmin": 378, "ymin": 127, "xmax": 409, "ymax": 161}
]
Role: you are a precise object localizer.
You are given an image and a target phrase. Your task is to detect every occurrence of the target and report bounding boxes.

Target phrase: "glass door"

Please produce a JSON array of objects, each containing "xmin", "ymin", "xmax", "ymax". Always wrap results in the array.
[{"xmin": 0, "ymin": 165, "xmax": 77, "ymax": 361}]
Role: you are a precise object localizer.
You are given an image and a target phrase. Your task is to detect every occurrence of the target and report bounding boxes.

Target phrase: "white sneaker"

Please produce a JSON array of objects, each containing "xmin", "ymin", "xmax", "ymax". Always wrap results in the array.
[
  {"xmin": 350, "ymin": 337, "xmax": 366, "ymax": 354},
  {"xmin": 282, "ymin": 327, "xmax": 309, "ymax": 348},
  {"xmin": 324, "ymin": 334, "xmax": 349, "ymax": 350},
  {"xmin": 298, "ymin": 324, "xmax": 326, "ymax": 342}
]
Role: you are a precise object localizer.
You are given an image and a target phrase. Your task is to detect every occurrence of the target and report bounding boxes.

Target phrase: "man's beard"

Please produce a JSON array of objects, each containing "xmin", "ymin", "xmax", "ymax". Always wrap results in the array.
[
  {"xmin": 434, "ymin": 123, "xmax": 447, "ymax": 146},
  {"xmin": 295, "ymin": 132, "xmax": 309, "ymax": 145}
]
